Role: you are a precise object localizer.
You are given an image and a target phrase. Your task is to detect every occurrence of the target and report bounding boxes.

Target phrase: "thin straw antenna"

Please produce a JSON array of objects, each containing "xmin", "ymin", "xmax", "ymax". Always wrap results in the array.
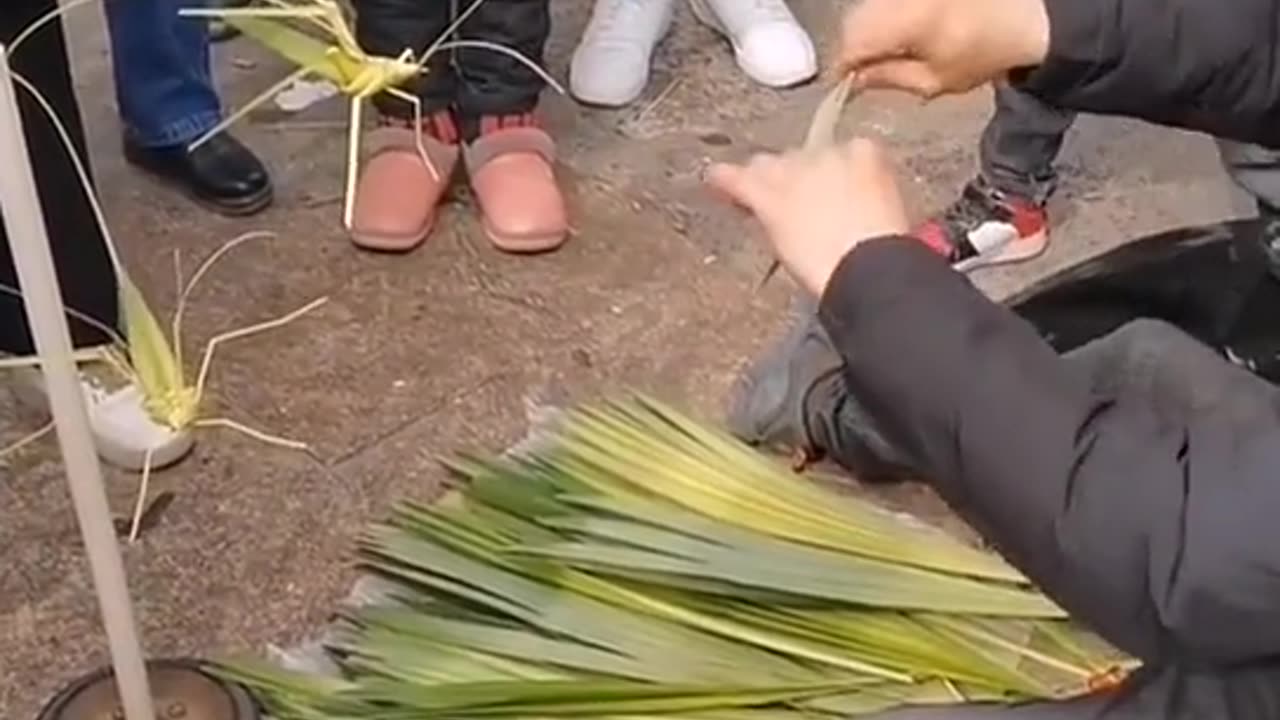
[
  {"xmin": 417, "ymin": 0, "xmax": 489, "ymax": 70},
  {"xmin": 9, "ymin": 0, "xmax": 97, "ymax": 55},
  {"xmin": 0, "ymin": 46, "xmax": 156, "ymax": 720}
]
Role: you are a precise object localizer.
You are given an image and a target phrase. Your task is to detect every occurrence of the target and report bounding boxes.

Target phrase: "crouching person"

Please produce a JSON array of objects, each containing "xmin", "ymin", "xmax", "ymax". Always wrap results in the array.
[{"xmin": 706, "ymin": 137, "xmax": 1280, "ymax": 719}]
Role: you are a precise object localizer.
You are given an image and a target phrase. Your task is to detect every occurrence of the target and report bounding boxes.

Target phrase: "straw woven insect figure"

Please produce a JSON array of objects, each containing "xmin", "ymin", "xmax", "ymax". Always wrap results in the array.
[
  {"xmin": 0, "ymin": 231, "xmax": 327, "ymax": 457},
  {"xmin": 0, "ymin": 15, "xmax": 328, "ymax": 541},
  {"xmin": 178, "ymin": 0, "xmax": 565, "ymax": 230}
]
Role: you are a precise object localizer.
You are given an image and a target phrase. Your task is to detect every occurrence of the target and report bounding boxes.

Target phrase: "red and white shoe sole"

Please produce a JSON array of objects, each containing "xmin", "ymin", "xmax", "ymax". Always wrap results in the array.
[{"xmin": 953, "ymin": 229, "xmax": 1049, "ymax": 273}]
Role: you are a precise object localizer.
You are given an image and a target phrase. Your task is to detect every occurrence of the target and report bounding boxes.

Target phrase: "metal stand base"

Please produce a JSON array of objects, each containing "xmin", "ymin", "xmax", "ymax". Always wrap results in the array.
[{"xmin": 35, "ymin": 659, "xmax": 259, "ymax": 720}]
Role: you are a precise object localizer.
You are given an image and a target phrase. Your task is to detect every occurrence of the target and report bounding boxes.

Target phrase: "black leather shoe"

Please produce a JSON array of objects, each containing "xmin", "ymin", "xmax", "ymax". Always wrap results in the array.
[{"xmin": 124, "ymin": 132, "xmax": 273, "ymax": 217}]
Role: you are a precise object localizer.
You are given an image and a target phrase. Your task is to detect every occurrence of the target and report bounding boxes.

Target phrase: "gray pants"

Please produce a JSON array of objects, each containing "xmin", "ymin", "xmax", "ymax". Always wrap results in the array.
[
  {"xmin": 838, "ymin": 320, "xmax": 1280, "ymax": 719},
  {"xmin": 981, "ymin": 83, "xmax": 1280, "ymax": 210}
]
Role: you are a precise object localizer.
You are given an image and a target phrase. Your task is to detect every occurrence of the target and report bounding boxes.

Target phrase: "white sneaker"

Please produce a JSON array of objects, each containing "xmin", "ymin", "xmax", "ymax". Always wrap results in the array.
[
  {"xmin": 688, "ymin": 0, "xmax": 817, "ymax": 88},
  {"xmin": 8, "ymin": 356, "xmax": 195, "ymax": 472},
  {"xmin": 570, "ymin": 0, "xmax": 677, "ymax": 107}
]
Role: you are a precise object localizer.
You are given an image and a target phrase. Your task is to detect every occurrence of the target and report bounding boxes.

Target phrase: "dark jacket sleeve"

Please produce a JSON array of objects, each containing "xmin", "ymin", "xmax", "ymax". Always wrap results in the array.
[
  {"xmin": 817, "ymin": 237, "xmax": 1280, "ymax": 666},
  {"xmin": 1013, "ymin": 0, "xmax": 1280, "ymax": 149}
]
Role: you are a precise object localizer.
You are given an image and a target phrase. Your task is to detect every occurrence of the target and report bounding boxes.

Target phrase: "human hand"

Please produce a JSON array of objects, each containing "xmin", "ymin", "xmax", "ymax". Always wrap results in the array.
[
  {"xmin": 706, "ymin": 139, "xmax": 909, "ymax": 297},
  {"xmin": 834, "ymin": 0, "xmax": 1051, "ymax": 98}
]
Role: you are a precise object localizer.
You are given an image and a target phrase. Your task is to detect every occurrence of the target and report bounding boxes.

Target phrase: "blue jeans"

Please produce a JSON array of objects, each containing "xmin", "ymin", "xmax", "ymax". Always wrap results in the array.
[{"xmin": 103, "ymin": 0, "xmax": 223, "ymax": 148}]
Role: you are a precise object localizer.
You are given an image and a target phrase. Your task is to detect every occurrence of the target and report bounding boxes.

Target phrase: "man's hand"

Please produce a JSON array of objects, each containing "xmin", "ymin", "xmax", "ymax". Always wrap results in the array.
[
  {"xmin": 835, "ymin": 0, "xmax": 1052, "ymax": 98},
  {"xmin": 706, "ymin": 139, "xmax": 909, "ymax": 297}
]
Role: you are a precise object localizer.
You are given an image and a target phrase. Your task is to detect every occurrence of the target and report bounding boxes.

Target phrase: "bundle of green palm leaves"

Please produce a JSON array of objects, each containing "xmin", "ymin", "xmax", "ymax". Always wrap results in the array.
[{"xmin": 219, "ymin": 397, "xmax": 1134, "ymax": 719}]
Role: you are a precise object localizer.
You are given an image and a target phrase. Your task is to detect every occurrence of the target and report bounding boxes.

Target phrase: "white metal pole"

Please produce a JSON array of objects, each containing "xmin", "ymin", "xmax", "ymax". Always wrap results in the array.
[{"xmin": 0, "ymin": 45, "xmax": 155, "ymax": 720}]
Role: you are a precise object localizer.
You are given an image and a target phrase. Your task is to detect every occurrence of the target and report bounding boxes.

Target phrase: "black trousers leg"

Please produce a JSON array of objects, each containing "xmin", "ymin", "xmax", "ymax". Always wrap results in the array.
[
  {"xmin": 1060, "ymin": 319, "xmax": 1280, "ymax": 426},
  {"xmin": 352, "ymin": 0, "xmax": 550, "ymax": 136},
  {"xmin": 978, "ymin": 83, "xmax": 1076, "ymax": 204},
  {"xmin": 0, "ymin": 1, "xmax": 118, "ymax": 354},
  {"xmin": 354, "ymin": 0, "xmax": 455, "ymax": 119},
  {"xmin": 453, "ymin": 0, "xmax": 550, "ymax": 128}
]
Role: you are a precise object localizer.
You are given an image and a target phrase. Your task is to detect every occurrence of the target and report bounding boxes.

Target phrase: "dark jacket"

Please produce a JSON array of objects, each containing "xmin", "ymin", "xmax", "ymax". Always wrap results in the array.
[
  {"xmin": 1014, "ymin": 0, "xmax": 1280, "ymax": 149},
  {"xmin": 819, "ymin": 239, "xmax": 1280, "ymax": 719},
  {"xmin": 821, "ymin": 0, "xmax": 1280, "ymax": 685},
  {"xmin": 814, "ymin": 0, "xmax": 1280, "ymax": 715}
]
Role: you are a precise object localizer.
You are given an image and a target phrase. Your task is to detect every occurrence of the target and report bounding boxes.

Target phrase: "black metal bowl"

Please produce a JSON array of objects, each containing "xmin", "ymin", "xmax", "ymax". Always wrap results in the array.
[{"xmin": 35, "ymin": 657, "xmax": 259, "ymax": 720}]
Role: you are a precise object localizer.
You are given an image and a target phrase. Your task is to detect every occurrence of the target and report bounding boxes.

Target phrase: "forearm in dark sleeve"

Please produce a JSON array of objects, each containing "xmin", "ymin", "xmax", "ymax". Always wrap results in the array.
[{"xmin": 1013, "ymin": 0, "xmax": 1280, "ymax": 149}]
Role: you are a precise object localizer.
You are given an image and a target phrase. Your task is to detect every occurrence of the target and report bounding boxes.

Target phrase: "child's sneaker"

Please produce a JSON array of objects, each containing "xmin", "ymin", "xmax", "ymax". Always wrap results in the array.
[
  {"xmin": 688, "ymin": 0, "xmax": 817, "ymax": 88},
  {"xmin": 7, "ymin": 354, "xmax": 195, "ymax": 472},
  {"xmin": 570, "ymin": 0, "xmax": 675, "ymax": 107},
  {"xmin": 914, "ymin": 177, "xmax": 1049, "ymax": 272}
]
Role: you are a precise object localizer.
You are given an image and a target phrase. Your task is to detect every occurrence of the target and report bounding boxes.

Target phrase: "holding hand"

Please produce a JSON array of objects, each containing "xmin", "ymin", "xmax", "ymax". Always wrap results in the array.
[
  {"xmin": 706, "ymin": 139, "xmax": 909, "ymax": 296},
  {"xmin": 834, "ymin": 0, "xmax": 1051, "ymax": 99}
]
